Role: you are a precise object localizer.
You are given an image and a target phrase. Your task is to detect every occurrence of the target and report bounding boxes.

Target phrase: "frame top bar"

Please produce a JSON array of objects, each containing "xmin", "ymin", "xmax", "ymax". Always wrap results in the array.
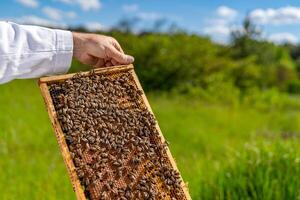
[{"xmin": 38, "ymin": 64, "xmax": 134, "ymax": 84}]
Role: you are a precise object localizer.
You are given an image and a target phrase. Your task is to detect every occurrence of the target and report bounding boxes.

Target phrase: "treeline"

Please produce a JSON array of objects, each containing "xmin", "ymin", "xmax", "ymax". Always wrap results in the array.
[{"xmin": 71, "ymin": 19, "xmax": 300, "ymax": 96}]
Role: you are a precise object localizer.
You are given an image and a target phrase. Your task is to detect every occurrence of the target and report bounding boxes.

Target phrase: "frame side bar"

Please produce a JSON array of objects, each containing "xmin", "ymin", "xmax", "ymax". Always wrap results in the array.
[{"xmin": 39, "ymin": 83, "xmax": 86, "ymax": 200}]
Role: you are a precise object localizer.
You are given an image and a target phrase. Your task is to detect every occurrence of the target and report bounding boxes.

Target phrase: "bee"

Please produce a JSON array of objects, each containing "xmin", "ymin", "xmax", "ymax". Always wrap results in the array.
[
  {"xmin": 128, "ymin": 182, "xmax": 135, "ymax": 189},
  {"xmin": 116, "ymin": 165, "xmax": 125, "ymax": 177},
  {"xmin": 132, "ymin": 157, "xmax": 141, "ymax": 165},
  {"xmin": 77, "ymin": 169, "xmax": 84, "ymax": 179},
  {"xmin": 84, "ymin": 178, "xmax": 90, "ymax": 186},
  {"xmin": 128, "ymin": 172, "xmax": 136, "ymax": 182},
  {"xmin": 104, "ymin": 182, "xmax": 111, "ymax": 191},
  {"xmin": 112, "ymin": 160, "xmax": 122, "ymax": 167},
  {"xmin": 100, "ymin": 191, "xmax": 109, "ymax": 200}
]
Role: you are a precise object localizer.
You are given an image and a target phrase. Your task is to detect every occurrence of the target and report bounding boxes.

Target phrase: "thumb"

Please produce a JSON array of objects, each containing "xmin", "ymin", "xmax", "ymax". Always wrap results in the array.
[{"xmin": 107, "ymin": 47, "xmax": 134, "ymax": 64}]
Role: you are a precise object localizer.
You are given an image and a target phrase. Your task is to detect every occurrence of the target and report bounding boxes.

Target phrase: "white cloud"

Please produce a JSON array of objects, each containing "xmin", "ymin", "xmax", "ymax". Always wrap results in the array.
[
  {"xmin": 268, "ymin": 32, "xmax": 298, "ymax": 44},
  {"xmin": 203, "ymin": 20, "xmax": 231, "ymax": 36},
  {"xmin": 42, "ymin": 6, "xmax": 77, "ymax": 21},
  {"xmin": 16, "ymin": 15, "xmax": 66, "ymax": 28},
  {"xmin": 56, "ymin": 0, "xmax": 101, "ymax": 11},
  {"xmin": 216, "ymin": 6, "xmax": 237, "ymax": 19},
  {"xmin": 122, "ymin": 4, "xmax": 139, "ymax": 13},
  {"xmin": 206, "ymin": 19, "xmax": 228, "ymax": 27},
  {"xmin": 203, "ymin": 6, "xmax": 238, "ymax": 38},
  {"xmin": 84, "ymin": 22, "xmax": 106, "ymax": 32},
  {"xmin": 249, "ymin": 6, "xmax": 300, "ymax": 25},
  {"xmin": 78, "ymin": 0, "xmax": 101, "ymax": 11},
  {"xmin": 137, "ymin": 12, "xmax": 163, "ymax": 21},
  {"xmin": 122, "ymin": 5, "xmax": 176, "ymax": 23},
  {"xmin": 55, "ymin": 0, "xmax": 72, "ymax": 4},
  {"xmin": 42, "ymin": 7, "xmax": 62, "ymax": 20},
  {"xmin": 66, "ymin": 11, "xmax": 77, "ymax": 19},
  {"xmin": 16, "ymin": 0, "xmax": 38, "ymax": 8}
]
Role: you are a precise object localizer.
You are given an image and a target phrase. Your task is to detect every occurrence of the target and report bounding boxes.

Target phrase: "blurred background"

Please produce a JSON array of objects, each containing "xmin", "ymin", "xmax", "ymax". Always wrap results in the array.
[{"xmin": 1, "ymin": 0, "xmax": 300, "ymax": 199}]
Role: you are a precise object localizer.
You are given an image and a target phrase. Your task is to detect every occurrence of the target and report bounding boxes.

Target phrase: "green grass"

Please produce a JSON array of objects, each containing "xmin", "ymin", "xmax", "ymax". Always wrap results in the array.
[
  {"xmin": 201, "ymin": 141, "xmax": 300, "ymax": 200},
  {"xmin": 0, "ymin": 80, "xmax": 300, "ymax": 199},
  {"xmin": 0, "ymin": 80, "xmax": 75, "ymax": 200},
  {"xmin": 149, "ymin": 95, "xmax": 300, "ymax": 199}
]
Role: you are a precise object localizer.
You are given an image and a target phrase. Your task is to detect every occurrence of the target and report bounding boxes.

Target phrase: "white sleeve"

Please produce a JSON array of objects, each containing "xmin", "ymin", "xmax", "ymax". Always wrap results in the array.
[{"xmin": 0, "ymin": 21, "xmax": 73, "ymax": 84}]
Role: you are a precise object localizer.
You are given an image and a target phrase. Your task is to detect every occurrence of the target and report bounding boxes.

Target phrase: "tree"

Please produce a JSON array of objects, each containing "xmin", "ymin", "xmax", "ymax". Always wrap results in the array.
[
  {"xmin": 230, "ymin": 17, "xmax": 261, "ymax": 58},
  {"xmin": 114, "ymin": 17, "xmax": 140, "ymax": 33}
]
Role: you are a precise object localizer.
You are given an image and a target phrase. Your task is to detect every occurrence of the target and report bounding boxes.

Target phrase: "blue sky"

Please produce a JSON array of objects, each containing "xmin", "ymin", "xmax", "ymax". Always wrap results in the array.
[{"xmin": 2, "ymin": 0, "xmax": 300, "ymax": 44}]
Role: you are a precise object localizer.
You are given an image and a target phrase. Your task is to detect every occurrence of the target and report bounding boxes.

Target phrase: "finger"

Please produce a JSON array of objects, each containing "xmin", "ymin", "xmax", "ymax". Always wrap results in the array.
[
  {"xmin": 113, "ymin": 41, "xmax": 124, "ymax": 53},
  {"xmin": 94, "ymin": 59, "xmax": 105, "ymax": 68},
  {"xmin": 105, "ymin": 61, "xmax": 113, "ymax": 67},
  {"xmin": 111, "ymin": 59, "xmax": 118, "ymax": 66},
  {"xmin": 80, "ymin": 54, "xmax": 98, "ymax": 66},
  {"xmin": 107, "ymin": 46, "xmax": 134, "ymax": 64}
]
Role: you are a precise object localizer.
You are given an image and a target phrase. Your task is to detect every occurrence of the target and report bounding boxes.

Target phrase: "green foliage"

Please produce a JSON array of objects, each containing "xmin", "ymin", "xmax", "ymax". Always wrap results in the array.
[
  {"xmin": 199, "ymin": 141, "xmax": 300, "ymax": 200},
  {"xmin": 231, "ymin": 57, "xmax": 262, "ymax": 90},
  {"xmin": 150, "ymin": 95, "xmax": 300, "ymax": 200},
  {"xmin": 0, "ymin": 80, "xmax": 75, "ymax": 200},
  {"xmin": 231, "ymin": 18, "xmax": 261, "ymax": 58},
  {"xmin": 231, "ymin": 18, "xmax": 295, "ymax": 69},
  {"xmin": 103, "ymin": 29, "xmax": 298, "ymax": 95},
  {"xmin": 287, "ymin": 79, "xmax": 300, "ymax": 94},
  {"xmin": 111, "ymin": 32, "xmax": 225, "ymax": 91},
  {"xmin": 243, "ymin": 88, "xmax": 300, "ymax": 111},
  {"xmin": 173, "ymin": 80, "xmax": 240, "ymax": 106}
]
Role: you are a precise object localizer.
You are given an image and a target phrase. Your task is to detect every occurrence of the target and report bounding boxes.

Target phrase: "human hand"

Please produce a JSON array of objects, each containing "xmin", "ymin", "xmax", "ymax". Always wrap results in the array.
[{"xmin": 72, "ymin": 32, "xmax": 134, "ymax": 67}]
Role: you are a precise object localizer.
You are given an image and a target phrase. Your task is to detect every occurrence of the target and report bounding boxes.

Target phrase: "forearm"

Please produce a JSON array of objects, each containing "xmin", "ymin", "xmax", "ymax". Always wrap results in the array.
[{"xmin": 0, "ymin": 21, "xmax": 73, "ymax": 84}]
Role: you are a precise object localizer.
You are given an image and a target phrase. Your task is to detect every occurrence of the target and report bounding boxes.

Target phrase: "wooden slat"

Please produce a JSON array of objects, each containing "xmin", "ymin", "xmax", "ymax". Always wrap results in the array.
[
  {"xmin": 39, "ymin": 64, "xmax": 134, "ymax": 84},
  {"xmin": 39, "ymin": 83, "xmax": 86, "ymax": 200}
]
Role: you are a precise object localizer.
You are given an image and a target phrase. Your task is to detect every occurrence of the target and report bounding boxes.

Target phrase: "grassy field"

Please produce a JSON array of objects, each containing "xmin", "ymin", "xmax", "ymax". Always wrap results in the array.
[{"xmin": 0, "ymin": 79, "xmax": 300, "ymax": 200}]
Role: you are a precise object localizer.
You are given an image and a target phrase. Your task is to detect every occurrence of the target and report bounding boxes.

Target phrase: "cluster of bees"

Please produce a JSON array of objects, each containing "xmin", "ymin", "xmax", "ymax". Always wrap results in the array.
[{"xmin": 49, "ymin": 71, "xmax": 185, "ymax": 200}]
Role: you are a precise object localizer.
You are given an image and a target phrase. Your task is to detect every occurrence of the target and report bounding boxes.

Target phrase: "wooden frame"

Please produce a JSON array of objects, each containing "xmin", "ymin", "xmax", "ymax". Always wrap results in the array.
[{"xmin": 39, "ymin": 64, "xmax": 191, "ymax": 200}]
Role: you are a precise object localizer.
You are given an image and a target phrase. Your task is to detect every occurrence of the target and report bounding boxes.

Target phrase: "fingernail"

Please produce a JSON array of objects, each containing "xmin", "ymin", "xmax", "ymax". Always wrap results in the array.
[{"xmin": 127, "ymin": 55, "xmax": 134, "ymax": 63}]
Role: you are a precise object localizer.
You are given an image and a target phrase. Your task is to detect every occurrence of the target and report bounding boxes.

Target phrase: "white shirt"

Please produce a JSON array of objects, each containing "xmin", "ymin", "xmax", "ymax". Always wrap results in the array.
[{"xmin": 0, "ymin": 21, "xmax": 73, "ymax": 84}]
